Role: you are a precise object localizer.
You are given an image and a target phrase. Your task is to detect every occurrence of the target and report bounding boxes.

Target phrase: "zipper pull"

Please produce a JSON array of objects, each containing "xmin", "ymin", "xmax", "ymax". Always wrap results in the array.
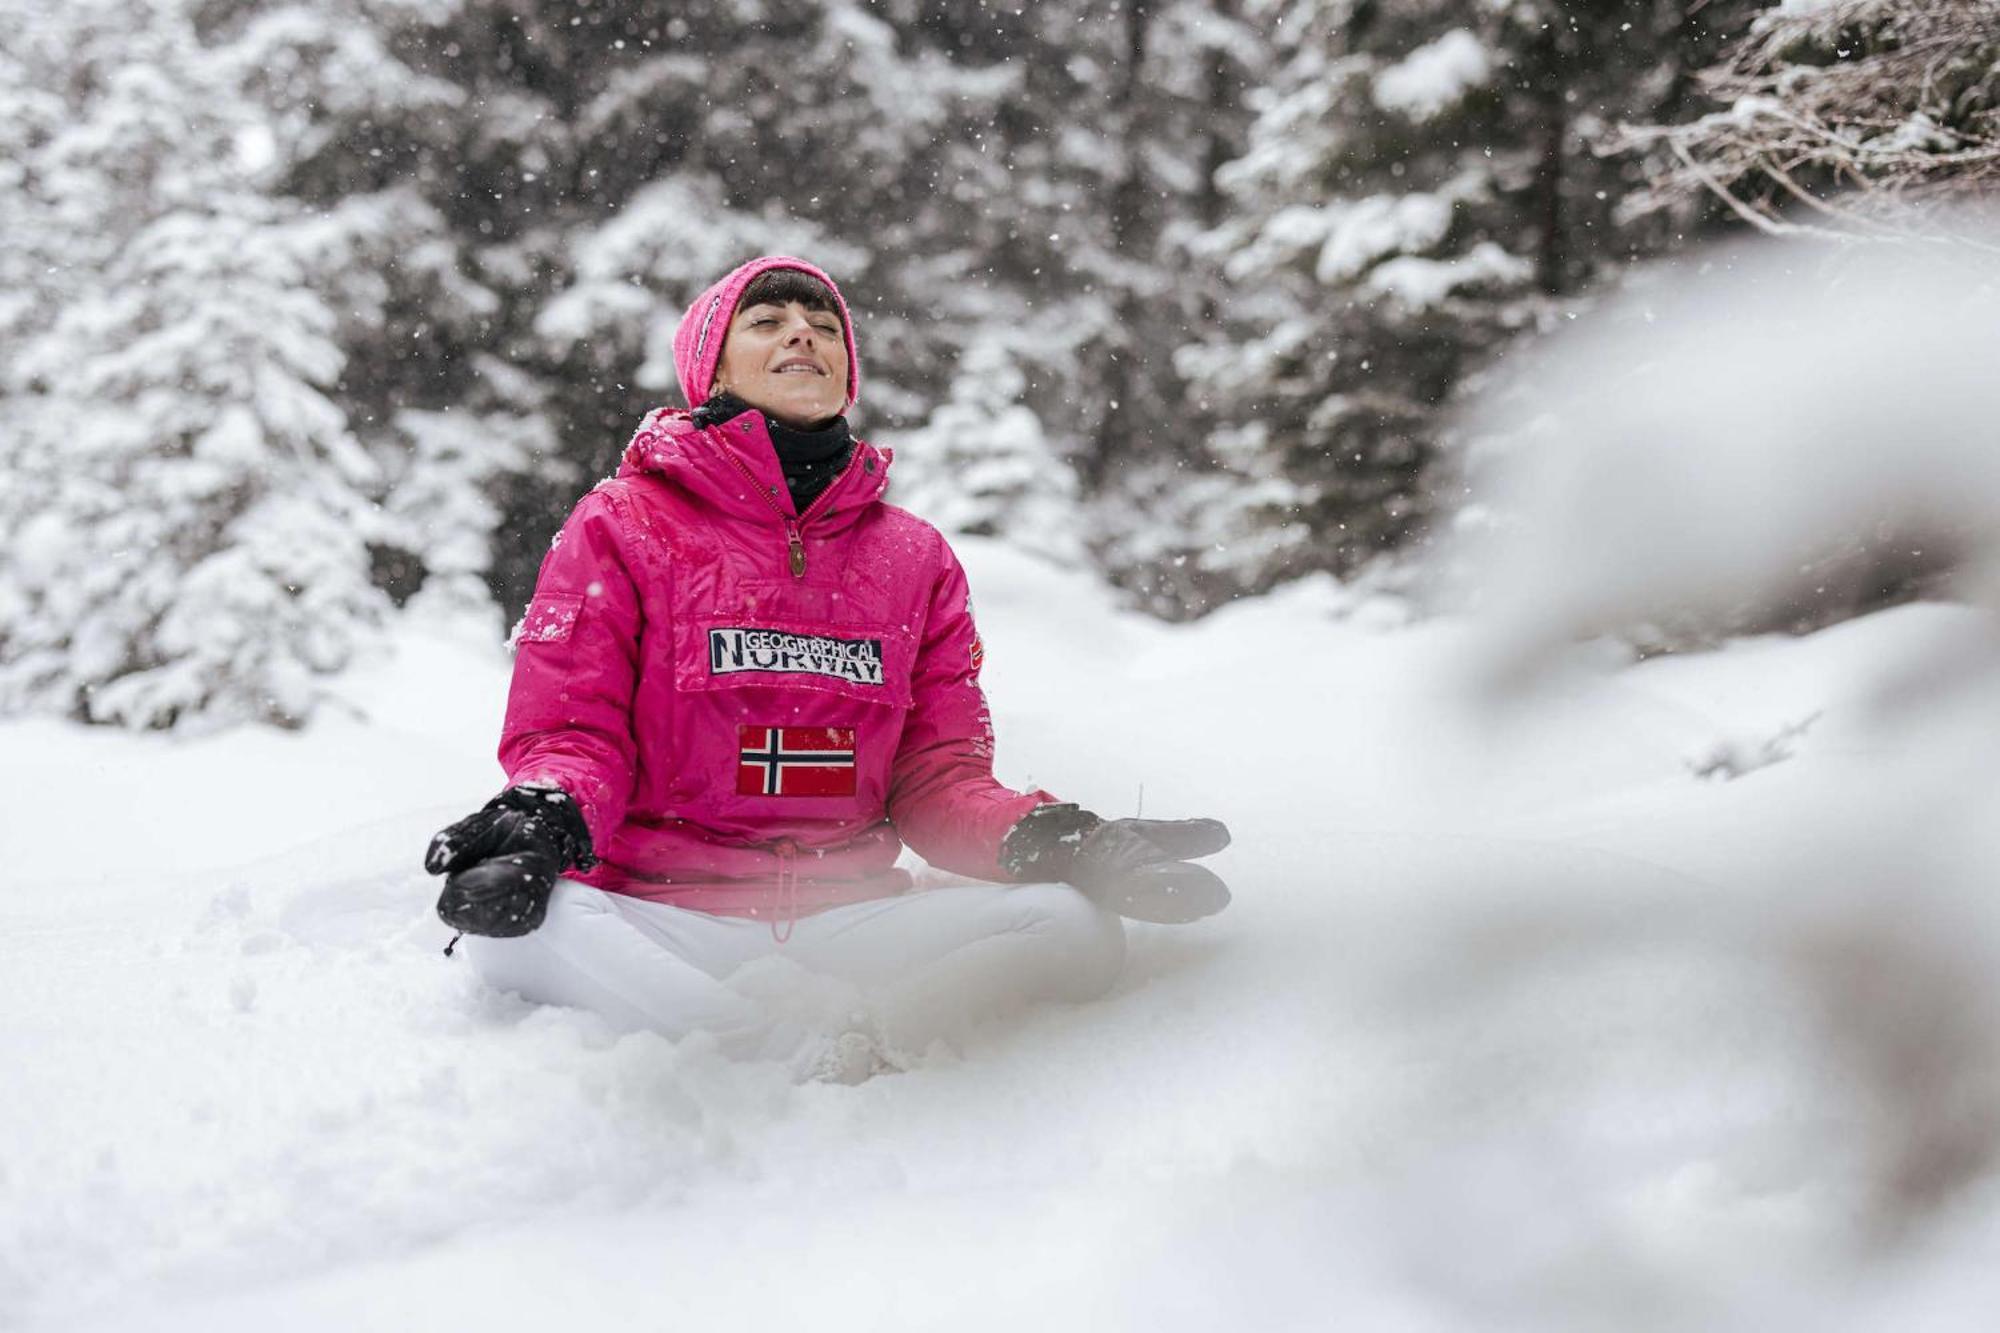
[{"xmin": 787, "ymin": 527, "xmax": 806, "ymax": 578}]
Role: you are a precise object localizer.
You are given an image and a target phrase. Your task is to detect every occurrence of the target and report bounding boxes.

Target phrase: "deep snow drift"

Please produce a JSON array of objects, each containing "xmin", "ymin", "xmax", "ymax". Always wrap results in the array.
[{"xmin": 7, "ymin": 536, "xmax": 2000, "ymax": 1331}]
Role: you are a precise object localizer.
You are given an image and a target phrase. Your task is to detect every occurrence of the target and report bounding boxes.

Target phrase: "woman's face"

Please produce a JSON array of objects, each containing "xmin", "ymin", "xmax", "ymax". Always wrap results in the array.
[{"xmin": 713, "ymin": 299, "xmax": 849, "ymax": 429}]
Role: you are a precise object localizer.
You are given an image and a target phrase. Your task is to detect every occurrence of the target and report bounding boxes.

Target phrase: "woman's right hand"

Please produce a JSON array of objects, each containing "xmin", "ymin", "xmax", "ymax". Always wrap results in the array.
[{"xmin": 425, "ymin": 786, "xmax": 596, "ymax": 938}]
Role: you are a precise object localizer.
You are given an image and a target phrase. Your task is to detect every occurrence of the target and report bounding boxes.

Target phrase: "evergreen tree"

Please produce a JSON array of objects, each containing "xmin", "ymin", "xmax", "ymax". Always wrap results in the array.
[
  {"xmin": 708, "ymin": 0, "xmax": 1265, "ymax": 616},
  {"xmin": 398, "ymin": 0, "xmax": 1029, "ymax": 598},
  {"xmin": 219, "ymin": 0, "xmax": 539, "ymax": 614},
  {"xmin": 381, "ymin": 397, "xmax": 550, "ymax": 630},
  {"xmin": 10, "ymin": 0, "xmax": 1752, "ymax": 739},
  {"xmin": 883, "ymin": 337, "xmax": 1086, "ymax": 562},
  {"xmin": 1185, "ymin": 0, "xmax": 1762, "ymax": 593},
  {"xmin": 1060, "ymin": 0, "xmax": 1275, "ymax": 616},
  {"xmin": 0, "ymin": 0, "xmax": 392, "ymax": 728},
  {"xmin": 218, "ymin": 0, "xmax": 1265, "ymax": 619}
]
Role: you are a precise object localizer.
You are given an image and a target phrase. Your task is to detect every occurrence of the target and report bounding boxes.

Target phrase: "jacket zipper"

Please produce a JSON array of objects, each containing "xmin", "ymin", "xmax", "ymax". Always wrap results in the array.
[{"xmin": 720, "ymin": 439, "xmax": 866, "ymax": 579}]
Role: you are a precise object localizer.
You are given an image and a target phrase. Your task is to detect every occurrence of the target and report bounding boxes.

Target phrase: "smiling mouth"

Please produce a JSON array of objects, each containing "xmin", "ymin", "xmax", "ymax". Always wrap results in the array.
[{"xmin": 774, "ymin": 360, "xmax": 825, "ymax": 375}]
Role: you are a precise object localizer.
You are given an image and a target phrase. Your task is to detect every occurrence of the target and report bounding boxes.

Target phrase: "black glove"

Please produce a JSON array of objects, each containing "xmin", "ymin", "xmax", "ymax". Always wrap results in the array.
[
  {"xmin": 1000, "ymin": 803, "xmax": 1232, "ymax": 924},
  {"xmin": 424, "ymin": 786, "xmax": 597, "ymax": 938}
]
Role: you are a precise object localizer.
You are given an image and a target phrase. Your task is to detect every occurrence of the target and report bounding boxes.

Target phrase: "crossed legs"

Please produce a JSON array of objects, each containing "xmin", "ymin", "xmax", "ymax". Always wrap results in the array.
[{"xmin": 461, "ymin": 880, "xmax": 1126, "ymax": 1061}]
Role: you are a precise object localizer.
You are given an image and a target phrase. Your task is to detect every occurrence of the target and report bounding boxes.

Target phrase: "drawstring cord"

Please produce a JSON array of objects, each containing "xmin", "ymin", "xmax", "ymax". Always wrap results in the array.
[
  {"xmin": 442, "ymin": 932, "xmax": 463, "ymax": 958},
  {"xmin": 772, "ymin": 839, "xmax": 799, "ymax": 945}
]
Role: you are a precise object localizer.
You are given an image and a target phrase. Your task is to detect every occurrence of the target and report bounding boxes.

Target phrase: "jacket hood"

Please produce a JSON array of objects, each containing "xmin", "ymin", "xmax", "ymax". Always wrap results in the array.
[
  {"xmin": 619, "ymin": 407, "xmax": 892, "ymax": 523},
  {"xmin": 671, "ymin": 255, "xmax": 862, "ymax": 411}
]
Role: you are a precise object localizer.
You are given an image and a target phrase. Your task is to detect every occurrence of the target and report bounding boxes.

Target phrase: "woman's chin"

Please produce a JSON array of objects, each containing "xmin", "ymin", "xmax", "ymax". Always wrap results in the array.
[{"xmin": 749, "ymin": 393, "xmax": 841, "ymax": 429}]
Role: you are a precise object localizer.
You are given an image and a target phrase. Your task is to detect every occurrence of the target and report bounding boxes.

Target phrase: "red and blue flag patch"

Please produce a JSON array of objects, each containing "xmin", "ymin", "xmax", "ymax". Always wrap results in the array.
[{"xmin": 737, "ymin": 726, "xmax": 857, "ymax": 796}]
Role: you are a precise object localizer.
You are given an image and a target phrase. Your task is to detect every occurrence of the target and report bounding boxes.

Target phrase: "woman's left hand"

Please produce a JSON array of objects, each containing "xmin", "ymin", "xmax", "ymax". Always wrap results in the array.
[
  {"xmin": 1001, "ymin": 805, "xmax": 1233, "ymax": 924},
  {"xmin": 1066, "ymin": 817, "xmax": 1233, "ymax": 924}
]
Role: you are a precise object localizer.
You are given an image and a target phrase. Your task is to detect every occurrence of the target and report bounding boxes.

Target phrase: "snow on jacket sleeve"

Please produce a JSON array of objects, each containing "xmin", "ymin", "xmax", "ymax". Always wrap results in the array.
[
  {"xmin": 496, "ymin": 486, "xmax": 644, "ymax": 855},
  {"xmin": 886, "ymin": 537, "xmax": 1055, "ymax": 881}
]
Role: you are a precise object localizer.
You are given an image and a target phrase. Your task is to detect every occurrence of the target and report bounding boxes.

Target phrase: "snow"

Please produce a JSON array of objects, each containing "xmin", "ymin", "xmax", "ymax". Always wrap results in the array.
[
  {"xmin": 1449, "ymin": 229, "xmax": 2000, "ymax": 674},
  {"xmin": 1372, "ymin": 29, "xmax": 1491, "ymax": 122},
  {"xmin": 1314, "ymin": 192, "xmax": 1454, "ymax": 283},
  {"xmin": 1363, "ymin": 239, "xmax": 1533, "ymax": 308},
  {"xmin": 10, "ymin": 5, "xmax": 2000, "ymax": 1319},
  {"xmin": 9, "ymin": 528, "xmax": 2000, "ymax": 1328}
]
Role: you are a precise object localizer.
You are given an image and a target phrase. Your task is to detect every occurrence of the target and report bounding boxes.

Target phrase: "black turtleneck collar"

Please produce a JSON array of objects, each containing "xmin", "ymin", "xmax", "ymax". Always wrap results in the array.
[{"xmin": 693, "ymin": 392, "xmax": 856, "ymax": 513}]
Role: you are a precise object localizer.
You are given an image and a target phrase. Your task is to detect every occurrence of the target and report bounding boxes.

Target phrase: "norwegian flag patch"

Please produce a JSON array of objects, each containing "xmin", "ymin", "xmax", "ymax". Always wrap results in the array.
[{"xmin": 737, "ymin": 726, "xmax": 858, "ymax": 796}]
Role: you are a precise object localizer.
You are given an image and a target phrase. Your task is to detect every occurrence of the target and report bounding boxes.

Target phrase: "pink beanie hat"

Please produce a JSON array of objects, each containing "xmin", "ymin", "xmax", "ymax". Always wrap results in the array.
[{"xmin": 672, "ymin": 255, "xmax": 861, "ymax": 411}]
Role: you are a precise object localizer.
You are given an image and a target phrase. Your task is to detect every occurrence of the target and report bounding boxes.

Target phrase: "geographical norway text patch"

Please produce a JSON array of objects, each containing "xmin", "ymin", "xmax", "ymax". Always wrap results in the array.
[
  {"xmin": 737, "ymin": 727, "xmax": 858, "ymax": 796},
  {"xmin": 708, "ymin": 628, "xmax": 884, "ymax": 686}
]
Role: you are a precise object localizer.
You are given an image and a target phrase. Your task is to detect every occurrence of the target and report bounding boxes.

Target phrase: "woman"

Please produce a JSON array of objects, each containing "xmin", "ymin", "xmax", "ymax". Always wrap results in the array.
[{"xmin": 424, "ymin": 255, "xmax": 1231, "ymax": 1075}]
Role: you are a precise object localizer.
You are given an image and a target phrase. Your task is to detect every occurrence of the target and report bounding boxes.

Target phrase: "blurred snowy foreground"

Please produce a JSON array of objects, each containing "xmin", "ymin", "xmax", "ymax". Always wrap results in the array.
[
  {"xmin": 4, "ymin": 551, "xmax": 1998, "ymax": 1331},
  {"xmin": 11, "ymin": 234, "xmax": 2000, "ymax": 1330}
]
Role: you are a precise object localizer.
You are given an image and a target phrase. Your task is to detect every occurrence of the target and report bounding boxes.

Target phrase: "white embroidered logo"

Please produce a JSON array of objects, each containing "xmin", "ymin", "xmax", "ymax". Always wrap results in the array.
[{"xmin": 709, "ymin": 628, "xmax": 885, "ymax": 686}]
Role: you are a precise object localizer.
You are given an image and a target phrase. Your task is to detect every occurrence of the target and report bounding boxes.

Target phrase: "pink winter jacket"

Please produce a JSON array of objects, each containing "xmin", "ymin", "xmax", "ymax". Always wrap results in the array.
[{"xmin": 497, "ymin": 406, "xmax": 1056, "ymax": 923}]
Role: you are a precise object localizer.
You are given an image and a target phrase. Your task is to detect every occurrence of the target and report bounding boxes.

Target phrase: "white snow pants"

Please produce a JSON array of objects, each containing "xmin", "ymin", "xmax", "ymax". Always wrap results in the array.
[{"xmin": 461, "ymin": 879, "xmax": 1126, "ymax": 1061}]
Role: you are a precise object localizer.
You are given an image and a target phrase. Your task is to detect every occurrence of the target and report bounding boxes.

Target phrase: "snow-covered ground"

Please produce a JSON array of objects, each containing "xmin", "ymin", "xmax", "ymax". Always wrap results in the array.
[{"xmin": 7, "ymin": 539, "xmax": 2000, "ymax": 1331}]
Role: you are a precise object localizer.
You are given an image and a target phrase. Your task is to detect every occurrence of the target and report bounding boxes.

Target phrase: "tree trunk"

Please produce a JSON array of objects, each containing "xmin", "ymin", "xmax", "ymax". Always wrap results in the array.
[{"xmin": 1531, "ymin": 24, "xmax": 1569, "ymax": 295}]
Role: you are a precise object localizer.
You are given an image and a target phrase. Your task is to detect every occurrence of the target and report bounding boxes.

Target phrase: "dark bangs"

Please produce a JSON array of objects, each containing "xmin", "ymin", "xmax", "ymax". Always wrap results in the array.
[{"xmin": 739, "ymin": 268, "xmax": 842, "ymax": 320}]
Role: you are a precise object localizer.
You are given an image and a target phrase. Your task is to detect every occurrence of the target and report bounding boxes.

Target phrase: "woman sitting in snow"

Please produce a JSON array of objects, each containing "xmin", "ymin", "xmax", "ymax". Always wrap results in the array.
[{"xmin": 423, "ymin": 255, "xmax": 1231, "ymax": 1075}]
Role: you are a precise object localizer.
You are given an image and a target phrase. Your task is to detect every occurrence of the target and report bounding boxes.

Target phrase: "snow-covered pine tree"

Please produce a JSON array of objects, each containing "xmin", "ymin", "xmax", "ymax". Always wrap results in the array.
[
  {"xmin": 205, "ymin": 0, "xmax": 1268, "ymax": 618},
  {"xmin": 416, "ymin": 0, "xmax": 1110, "ymax": 596},
  {"xmin": 849, "ymin": 0, "xmax": 1266, "ymax": 614},
  {"xmin": 1184, "ymin": 0, "xmax": 1762, "ymax": 594},
  {"xmin": 0, "ymin": 0, "xmax": 390, "ymax": 729},
  {"xmin": 1054, "ymin": 0, "xmax": 1276, "ymax": 616},
  {"xmin": 220, "ymin": 0, "xmax": 539, "ymax": 624},
  {"xmin": 1622, "ymin": 0, "xmax": 2000, "ymax": 235},
  {"xmin": 358, "ymin": 0, "xmax": 1005, "ymax": 600},
  {"xmin": 882, "ymin": 338, "xmax": 1086, "ymax": 562}
]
